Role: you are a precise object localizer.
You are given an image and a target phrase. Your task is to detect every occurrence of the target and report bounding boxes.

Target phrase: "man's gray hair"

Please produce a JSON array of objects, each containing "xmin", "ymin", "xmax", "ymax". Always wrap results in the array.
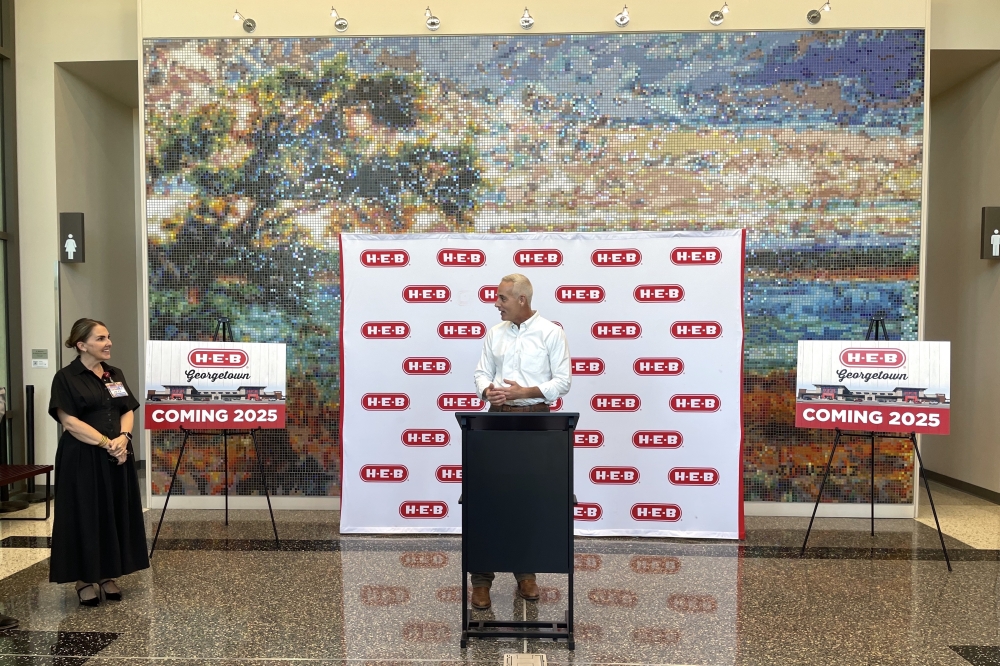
[{"xmin": 500, "ymin": 273, "xmax": 533, "ymax": 302}]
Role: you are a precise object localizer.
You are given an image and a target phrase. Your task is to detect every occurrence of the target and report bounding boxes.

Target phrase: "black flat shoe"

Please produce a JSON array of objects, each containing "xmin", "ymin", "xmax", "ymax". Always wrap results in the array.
[
  {"xmin": 99, "ymin": 580, "xmax": 121, "ymax": 601},
  {"xmin": 0, "ymin": 614, "xmax": 17, "ymax": 631},
  {"xmin": 76, "ymin": 583, "xmax": 100, "ymax": 606}
]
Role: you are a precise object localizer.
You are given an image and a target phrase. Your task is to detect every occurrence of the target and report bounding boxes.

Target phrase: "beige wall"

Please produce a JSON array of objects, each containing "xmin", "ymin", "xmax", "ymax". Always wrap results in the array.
[
  {"xmin": 923, "ymin": 0, "xmax": 1000, "ymax": 489},
  {"xmin": 19, "ymin": 0, "xmax": 1000, "ymax": 496},
  {"xmin": 922, "ymin": 62, "xmax": 1000, "ymax": 491},
  {"xmin": 16, "ymin": 0, "xmax": 938, "ymax": 471},
  {"xmin": 15, "ymin": 0, "xmax": 137, "ymax": 465},
  {"xmin": 140, "ymin": 0, "xmax": 926, "ymax": 37},
  {"xmin": 931, "ymin": 0, "xmax": 1000, "ymax": 50},
  {"xmin": 54, "ymin": 67, "xmax": 139, "ymax": 395}
]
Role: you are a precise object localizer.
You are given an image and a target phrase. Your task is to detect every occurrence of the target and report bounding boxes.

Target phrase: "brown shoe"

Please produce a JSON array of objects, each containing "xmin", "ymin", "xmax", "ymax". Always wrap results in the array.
[
  {"xmin": 471, "ymin": 586, "xmax": 492, "ymax": 609},
  {"xmin": 517, "ymin": 578, "xmax": 540, "ymax": 601}
]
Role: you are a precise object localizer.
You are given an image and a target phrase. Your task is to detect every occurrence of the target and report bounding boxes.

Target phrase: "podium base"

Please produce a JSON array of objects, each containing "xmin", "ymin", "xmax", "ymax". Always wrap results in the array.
[{"xmin": 462, "ymin": 610, "xmax": 573, "ymax": 650}]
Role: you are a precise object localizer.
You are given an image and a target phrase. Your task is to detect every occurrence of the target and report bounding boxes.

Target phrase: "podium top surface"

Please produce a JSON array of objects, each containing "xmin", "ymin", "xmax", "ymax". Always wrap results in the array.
[{"xmin": 455, "ymin": 412, "xmax": 579, "ymax": 431}]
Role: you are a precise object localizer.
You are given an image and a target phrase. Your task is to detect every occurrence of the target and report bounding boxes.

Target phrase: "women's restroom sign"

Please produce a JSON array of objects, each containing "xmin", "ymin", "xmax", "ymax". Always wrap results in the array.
[
  {"xmin": 795, "ymin": 341, "xmax": 951, "ymax": 435},
  {"xmin": 143, "ymin": 341, "xmax": 287, "ymax": 430},
  {"xmin": 59, "ymin": 212, "xmax": 84, "ymax": 263}
]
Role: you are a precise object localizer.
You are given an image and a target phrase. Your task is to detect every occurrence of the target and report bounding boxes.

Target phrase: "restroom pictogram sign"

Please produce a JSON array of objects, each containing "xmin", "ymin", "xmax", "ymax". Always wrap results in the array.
[{"xmin": 59, "ymin": 212, "xmax": 85, "ymax": 263}]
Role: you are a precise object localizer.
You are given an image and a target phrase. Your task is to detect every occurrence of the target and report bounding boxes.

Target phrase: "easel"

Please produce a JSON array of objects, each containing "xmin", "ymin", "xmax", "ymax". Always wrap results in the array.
[
  {"xmin": 149, "ymin": 318, "xmax": 279, "ymax": 557},
  {"xmin": 800, "ymin": 317, "xmax": 951, "ymax": 571},
  {"xmin": 864, "ymin": 315, "xmax": 889, "ymax": 342}
]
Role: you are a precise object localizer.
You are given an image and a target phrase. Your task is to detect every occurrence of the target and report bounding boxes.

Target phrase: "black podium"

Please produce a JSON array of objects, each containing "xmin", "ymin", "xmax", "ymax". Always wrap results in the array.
[{"xmin": 456, "ymin": 411, "xmax": 579, "ymax": 649}]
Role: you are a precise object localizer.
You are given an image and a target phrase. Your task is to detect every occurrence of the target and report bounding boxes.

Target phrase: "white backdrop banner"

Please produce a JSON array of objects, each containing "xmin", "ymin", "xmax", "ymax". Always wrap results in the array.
[{"xmin": 340, "ymin": 232, "xmax": 745, "ymax": 538}]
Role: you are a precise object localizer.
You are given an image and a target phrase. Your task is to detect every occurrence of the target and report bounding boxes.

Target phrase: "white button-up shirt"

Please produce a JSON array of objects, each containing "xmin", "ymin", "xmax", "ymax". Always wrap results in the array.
[{"xmin": 473, "ymin": 312, "xmax": 571, "ymax": 405}]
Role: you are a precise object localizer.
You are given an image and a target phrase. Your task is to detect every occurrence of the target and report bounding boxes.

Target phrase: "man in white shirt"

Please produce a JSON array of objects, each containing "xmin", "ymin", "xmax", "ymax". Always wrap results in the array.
[{"xmin": 470, "ymin": 273, "xmax": 571, "ymax": 610}]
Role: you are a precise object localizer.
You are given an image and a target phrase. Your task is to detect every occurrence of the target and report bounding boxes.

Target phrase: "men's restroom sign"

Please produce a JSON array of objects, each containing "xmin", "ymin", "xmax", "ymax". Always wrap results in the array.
[{"xmin": 59, "ymin": 212, "xmax": 85, "ymax": 263}]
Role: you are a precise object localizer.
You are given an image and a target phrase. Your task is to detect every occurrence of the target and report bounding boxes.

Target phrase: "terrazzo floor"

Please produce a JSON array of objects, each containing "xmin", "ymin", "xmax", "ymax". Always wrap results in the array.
[{"xmin": 0, "ymin": 482, "xmax": 998, "ymax": 665}]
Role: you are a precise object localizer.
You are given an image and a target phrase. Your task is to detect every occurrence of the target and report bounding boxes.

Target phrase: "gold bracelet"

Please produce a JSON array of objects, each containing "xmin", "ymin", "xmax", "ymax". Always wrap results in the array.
[{"xmin": 99, "ymin": 435, "xmax": 109, "ymax": 448}]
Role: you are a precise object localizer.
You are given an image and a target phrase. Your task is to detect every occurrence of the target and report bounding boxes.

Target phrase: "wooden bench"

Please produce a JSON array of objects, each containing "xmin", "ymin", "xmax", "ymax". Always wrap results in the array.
[{"xmin": 0, "ymin": 465, "xmax": 52, "ymax": 520}]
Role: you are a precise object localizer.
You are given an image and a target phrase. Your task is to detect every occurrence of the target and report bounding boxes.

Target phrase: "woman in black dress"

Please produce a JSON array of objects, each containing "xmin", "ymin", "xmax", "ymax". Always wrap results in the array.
[{"xmin": 49, "ymin": 318, "xmax": 149, "ymax": 605}]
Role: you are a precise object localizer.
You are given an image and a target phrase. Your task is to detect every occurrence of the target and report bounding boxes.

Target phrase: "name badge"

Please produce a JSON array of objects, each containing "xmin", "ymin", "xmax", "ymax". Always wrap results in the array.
[{"xmin": 106, "ymin": 382, "xmax": 128, "ymax": 398}]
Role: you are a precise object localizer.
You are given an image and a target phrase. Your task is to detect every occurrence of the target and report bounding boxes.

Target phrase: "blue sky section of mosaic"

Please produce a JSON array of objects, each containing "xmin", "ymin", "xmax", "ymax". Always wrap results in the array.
[{"xmin": 144, "ymin": 30, "xmax": 924, "ymax": 498}]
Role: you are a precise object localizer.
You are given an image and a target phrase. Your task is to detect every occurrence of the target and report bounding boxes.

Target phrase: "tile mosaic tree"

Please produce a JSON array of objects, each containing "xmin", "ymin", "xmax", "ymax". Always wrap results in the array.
[{"xmin": 144, "ymin": 32, "xmax": 924, "ymax": 501}]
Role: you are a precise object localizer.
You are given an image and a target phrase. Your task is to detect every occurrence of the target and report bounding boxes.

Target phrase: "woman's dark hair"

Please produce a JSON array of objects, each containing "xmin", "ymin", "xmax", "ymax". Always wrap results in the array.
[{"xmin": 64, "ymin": 318, "xmax": 107, "ymax": 355}]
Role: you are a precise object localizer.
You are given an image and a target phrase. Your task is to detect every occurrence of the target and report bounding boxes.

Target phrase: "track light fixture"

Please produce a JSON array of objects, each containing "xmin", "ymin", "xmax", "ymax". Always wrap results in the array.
[
  {"xmin": 520, "ymin": 8, "xmax": 535, "ymax": 30},
  {"xmin": 709, "ymin": 1, "xmax": 729, "ymax": 25},
  {"xmin": 425, "ymin": 7, "xmax": 441, "ymax": 31},
  {"xmin": 234, "ymin": 9, "xmax": 255, "ymax": 32},
  {"xmin": 807, "ymin": 1, "xmax": 831, "ymax": 24},
  {"xmin": 614, "ymin": 5, "xmax": 630, "ymax": 27},
  {"xmin": 331, "ymin": 7, "xmax": 349, "ymax": 32}
]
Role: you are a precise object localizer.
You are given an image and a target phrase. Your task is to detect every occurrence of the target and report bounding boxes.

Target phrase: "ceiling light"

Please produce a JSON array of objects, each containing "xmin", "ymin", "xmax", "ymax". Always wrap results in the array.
[
  {"xmin": 331, "ymin": 7, "xmax": 349, "ymax": 32},
  {"xmin": 807, "ymin": 1, "xmax": 831, "ymax": 24},
  {"xmin": 425, "ymin": 7, "xmax": 441, "ymax": 31},
  {"xmin": 614, "ymin": 5, "xmax": 630, "ymax": 27},
  {"xmin": 709, "ymin": 6, "xmax": 725, "ymax": 25},
  {"xmin": 520, "ymin": 8, "xmax": 534, "ymax": 30},
  {"xmin": 234, "ymin": 9, "xmax": 254, "ymax": 32}
]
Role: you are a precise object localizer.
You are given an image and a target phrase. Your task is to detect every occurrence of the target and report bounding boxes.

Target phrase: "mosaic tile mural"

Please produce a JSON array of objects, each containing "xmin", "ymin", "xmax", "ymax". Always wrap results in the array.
[{"xmin": 143, "ymin": 30, "xmax": 925, "ymax": 502}]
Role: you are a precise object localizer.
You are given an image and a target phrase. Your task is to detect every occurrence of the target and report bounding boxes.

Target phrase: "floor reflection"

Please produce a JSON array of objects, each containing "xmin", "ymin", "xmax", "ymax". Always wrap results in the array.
[
  {"xmin": 340, "ymin": 538, "xmax": 737, "ymax": 663},
  {"xmin": 0, "ymin": 492, "xmax": 997, "ymax": 665},
  {"xmin": 0, "ymin": 630, "xmax": 119, "ymax": 664}
]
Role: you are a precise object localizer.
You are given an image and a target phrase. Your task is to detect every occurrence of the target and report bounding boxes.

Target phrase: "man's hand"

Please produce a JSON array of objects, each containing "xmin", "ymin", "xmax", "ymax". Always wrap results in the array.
[
  {"xmin": 497, "ymin": 380, "xmax": 543, "ymax": 402},
  {"xmin": 484, "ymin": 384, "xmax": 506, "ymax": 407}
]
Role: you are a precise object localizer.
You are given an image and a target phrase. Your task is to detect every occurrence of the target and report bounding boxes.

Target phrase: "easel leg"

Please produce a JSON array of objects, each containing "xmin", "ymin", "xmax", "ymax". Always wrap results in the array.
[
  {"xmin": 250, "ymin": 429, "xmax": 279, "ymax": 546},
  {"xmin": 150, "ymin": 429, "xmax": 190, "ymax": 558},
  {"xmin": 224, "ymin": 431, "xmax": 229, "ymax": 526},
  {"xmin": 460, "ymin": 571, "xmax": 468, "ymax": 648},
  {"xmin": 911, "ymin": 433, "xmax": 952, "ymax": 572},
  {"xmin": 567, "ymin": 563, "xmax": 575, "ymax": 650},
  {"xmin": 871, "ymin": 433, "xmax": 876, "ymax": 537},
  {"xmin": 802, "ymin": 429, "xmax": 842, "ymax": 555}
]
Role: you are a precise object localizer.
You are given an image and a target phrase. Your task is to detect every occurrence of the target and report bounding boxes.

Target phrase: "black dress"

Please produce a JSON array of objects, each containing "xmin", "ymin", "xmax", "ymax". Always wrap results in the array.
[{"xmin": 48, "ymin": 357, "xmax": 149, "ymax": 584}]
